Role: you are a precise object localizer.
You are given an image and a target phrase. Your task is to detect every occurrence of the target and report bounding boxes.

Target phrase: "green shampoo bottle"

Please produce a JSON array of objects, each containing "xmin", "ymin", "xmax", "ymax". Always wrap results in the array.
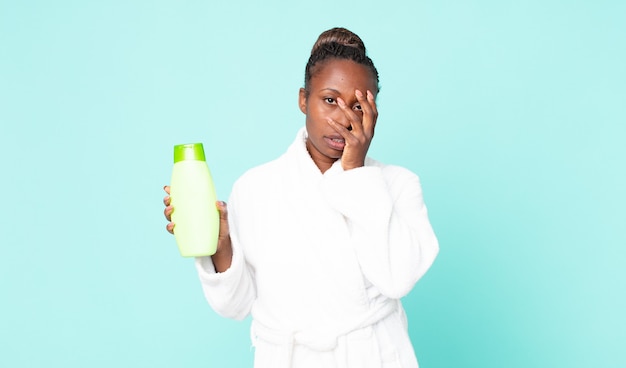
[{"xmin": 170, "ymin": 143, "xmax": 219, "ymax": 257}]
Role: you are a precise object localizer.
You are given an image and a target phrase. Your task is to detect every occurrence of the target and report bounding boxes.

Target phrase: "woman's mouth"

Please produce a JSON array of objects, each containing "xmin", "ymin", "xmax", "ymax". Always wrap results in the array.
[{"xmin": 325, "ymin": 136, "xmax": 345, "ymax": 150}]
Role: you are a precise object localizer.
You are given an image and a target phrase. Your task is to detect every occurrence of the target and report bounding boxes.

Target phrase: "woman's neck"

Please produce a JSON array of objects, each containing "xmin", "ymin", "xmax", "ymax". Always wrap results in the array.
[{"xmin": 305, "ymin": 140, "xmax": 337, "ymax": 174}]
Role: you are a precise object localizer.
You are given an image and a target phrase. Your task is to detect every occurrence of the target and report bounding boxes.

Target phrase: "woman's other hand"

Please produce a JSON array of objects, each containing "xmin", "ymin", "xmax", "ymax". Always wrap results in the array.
[
  {"xmin": 327, "ymin": 89, "xmax": 378, "ymax": 170},
  {"xmin": 163, "ymin": 186, "xmax": 233, "ymax": 272},
  {"xmin": 212, "ymin": 200, "xmax": 233, "ymax": 272},
  {"xmin": 163, "ymin": 185, "xmax": 175, "ymax": 234}
]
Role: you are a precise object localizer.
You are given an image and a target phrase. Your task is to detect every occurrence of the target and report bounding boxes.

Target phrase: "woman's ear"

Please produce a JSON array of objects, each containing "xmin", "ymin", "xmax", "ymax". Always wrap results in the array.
[{"xmin": 298, "ymin": 88, "xmax": 307, "ymax": 114}]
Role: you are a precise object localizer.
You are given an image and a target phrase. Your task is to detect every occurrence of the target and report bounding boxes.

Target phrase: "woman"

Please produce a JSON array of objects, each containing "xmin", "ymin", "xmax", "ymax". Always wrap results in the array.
[{"xmin": 164, "ymin": 27, "xmax": 439, "ymax": 368}]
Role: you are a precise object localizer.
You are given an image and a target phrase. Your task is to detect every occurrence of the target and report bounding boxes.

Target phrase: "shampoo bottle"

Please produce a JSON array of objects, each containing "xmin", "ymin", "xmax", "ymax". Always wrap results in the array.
[{"xmin": 170, "ymin": 143, "xmax": 219, "ymax": 257}]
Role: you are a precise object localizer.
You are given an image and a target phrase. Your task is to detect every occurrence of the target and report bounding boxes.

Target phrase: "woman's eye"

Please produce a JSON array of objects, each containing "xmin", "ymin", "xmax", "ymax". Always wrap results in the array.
[
  {"xmin": 353, "ymin": 104, "xmax": 363, "ymax": 112},
  {"xmin": 325, "ymin": 98, "xmax": 336, "ymax": 104}
]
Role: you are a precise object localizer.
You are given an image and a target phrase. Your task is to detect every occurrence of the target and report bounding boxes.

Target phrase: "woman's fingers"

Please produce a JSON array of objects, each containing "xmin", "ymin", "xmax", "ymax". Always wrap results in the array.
[
  {"xmin": 358, "ymin": 89, "xmax": 377, "ymax": 137},
  {"xmin": 335, "ymin": 90, "xmax": 377, "ymax": 138},
  {"xmin": 367, "ymin": 90, "xmax": 378, "ymax": 117},
  {"xmin": 215, "ymin": 201, "xmax": 230, "ymax": 237},
  {"xmin": 164, "ymin": 205, "xmax": 173, "ymax": 221},
  {"xmin": 163, "ymin": 186, "xmax": 171, "ymax": 206},
  {"xmin": 166, "ymin": 222, "xmax": 175, "ymax": 234},
  {"xmin": 216, "ymin": 200, "xmax": 228, "ymax": 218},
  {"xmin": 327, "ymin": 89, "xmax": 378, "ymax": 171},
  {"xmin": 215, "ymin": 201, "xmax": 231, "ymax": 255},
  {"xmin": 163, "ymin": 185, "xmax": 174, "ymax": 233},
  {"xmin": 162, "ymin": 188, "xmax": 229, "ymax": 241},
  {"xmin": 354, "ymin": 89, "xmax": 367, "ymax": 132},
  {"xmin": 336, "ymin": 96, "xmax": 362, "ymax": 134}
]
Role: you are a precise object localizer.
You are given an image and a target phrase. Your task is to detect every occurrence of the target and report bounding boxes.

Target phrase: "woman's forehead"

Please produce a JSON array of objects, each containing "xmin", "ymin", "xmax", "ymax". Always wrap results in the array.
[{"xmin": 310, "ymin": 59, "xmax": 377, "ymax": 92}]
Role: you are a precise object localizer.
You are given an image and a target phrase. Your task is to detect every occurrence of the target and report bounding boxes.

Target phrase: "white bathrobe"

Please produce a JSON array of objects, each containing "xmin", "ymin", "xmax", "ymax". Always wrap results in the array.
[{"xmin": 195, "ymin": 127, "xmax": 439, "ymax": 368}]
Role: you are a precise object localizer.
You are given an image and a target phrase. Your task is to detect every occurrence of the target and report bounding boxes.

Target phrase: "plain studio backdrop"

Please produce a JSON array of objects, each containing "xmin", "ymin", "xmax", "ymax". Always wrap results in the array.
[{"xmin": 1, "ymin": 1, "xmax": 624, "ymax": 367}]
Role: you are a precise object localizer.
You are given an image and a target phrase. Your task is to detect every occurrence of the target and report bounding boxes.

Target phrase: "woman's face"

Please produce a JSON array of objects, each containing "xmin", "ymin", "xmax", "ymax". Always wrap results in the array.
[{"xmin": 299, "ymin": 58, "xmax": 378, "ymax": 172}]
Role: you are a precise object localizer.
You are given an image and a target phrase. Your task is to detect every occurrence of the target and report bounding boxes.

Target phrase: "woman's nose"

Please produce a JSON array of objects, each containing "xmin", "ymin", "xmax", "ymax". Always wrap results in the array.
[{"xmin": 332, "ymin": 110, "xmax": 353, "ymax": 131}]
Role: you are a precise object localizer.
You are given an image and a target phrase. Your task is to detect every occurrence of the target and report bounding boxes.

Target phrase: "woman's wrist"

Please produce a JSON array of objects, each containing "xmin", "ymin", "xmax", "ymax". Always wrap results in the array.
[{"xmin": 211, "ymin": 239, "xmax": 233, "ymax": 273}]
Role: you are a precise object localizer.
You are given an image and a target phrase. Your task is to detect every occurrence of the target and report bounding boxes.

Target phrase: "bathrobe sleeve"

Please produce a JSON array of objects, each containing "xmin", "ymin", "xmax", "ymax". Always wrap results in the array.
[
  {"xmin": 194, "ymin": 183, "xmax": 256, "ymax": 320},
  {"xmin": 320, "ymin": 165, "xmax": 439, "ymax": 299}
]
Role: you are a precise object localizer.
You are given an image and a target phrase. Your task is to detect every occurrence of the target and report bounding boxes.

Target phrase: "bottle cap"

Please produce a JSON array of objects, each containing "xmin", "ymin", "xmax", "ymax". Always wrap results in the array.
[{"xmin": 174, "ymin": 143, "xmax": 206, "ymax": 163}]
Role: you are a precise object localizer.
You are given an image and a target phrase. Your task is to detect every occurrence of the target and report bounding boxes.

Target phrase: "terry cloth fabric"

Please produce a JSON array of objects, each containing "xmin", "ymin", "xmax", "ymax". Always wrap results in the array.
[{"xmin": 195, "ymin": 127, "xmax": 439, "ymax": 368}]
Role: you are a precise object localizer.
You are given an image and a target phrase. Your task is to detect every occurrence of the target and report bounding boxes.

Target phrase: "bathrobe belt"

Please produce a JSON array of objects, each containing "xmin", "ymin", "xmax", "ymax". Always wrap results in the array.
[{"xmin": 251, "ymin": 299, "xmax": 399, "ymax": 368}]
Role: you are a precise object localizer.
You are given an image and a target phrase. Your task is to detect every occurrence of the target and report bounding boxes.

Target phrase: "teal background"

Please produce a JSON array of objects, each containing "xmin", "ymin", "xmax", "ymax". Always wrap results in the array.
[{"xmin": 1, "ymin": 0, "xmax": 624, "ymax": 367}]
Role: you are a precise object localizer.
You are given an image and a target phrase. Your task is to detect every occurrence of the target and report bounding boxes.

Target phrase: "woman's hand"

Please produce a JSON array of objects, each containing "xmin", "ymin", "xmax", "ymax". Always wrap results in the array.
[
  {"xmin": 327, "ymin": 89, "xmax": 378, "ymax": 170},
  {"xmin": 211, "ymin": 200, "xmax": 233, "ymax": 272},
  {"xmin": 163, "ymin": 186, "xmax": 175, "ymax": 234},
  {"xmin": 163, "ymin": 186, "xmax": 233, "ymax": 272}
]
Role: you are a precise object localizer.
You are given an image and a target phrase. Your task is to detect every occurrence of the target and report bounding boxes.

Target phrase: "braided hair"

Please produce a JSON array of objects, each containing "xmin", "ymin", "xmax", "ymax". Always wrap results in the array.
[{"xmin": 304, "ymin": 28, "xmax": 380, "ymax": 96}]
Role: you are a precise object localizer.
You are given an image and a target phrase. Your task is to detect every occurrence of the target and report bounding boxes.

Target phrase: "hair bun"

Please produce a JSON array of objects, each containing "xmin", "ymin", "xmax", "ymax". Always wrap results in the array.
[{"xmin": 311, "ymin": 27, "xmax": 366, "ymax": 55}]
